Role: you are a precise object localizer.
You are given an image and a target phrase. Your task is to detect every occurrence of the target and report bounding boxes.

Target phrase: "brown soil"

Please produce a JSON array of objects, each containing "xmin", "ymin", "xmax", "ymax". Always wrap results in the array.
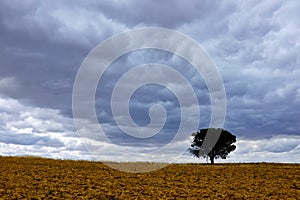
[{"xmin": 0, "ymin": 156, "xmax": 299, "ymax": 199}]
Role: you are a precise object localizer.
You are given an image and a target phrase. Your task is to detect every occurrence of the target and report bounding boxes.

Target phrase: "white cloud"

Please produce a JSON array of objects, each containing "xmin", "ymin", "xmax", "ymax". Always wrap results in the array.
[
  {"xmin": 0, "ymin": 96, "xmax": 71, "ymax": 133},
  {"xmin": 0, "ymin": 95, "xmax": 87, "ymax": 154}
]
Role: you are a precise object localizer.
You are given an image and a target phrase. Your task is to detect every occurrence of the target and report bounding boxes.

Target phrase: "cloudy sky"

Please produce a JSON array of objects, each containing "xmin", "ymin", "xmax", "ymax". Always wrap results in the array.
[{"xmin": 0, "ymin": 0, "xmax": 299, "ymax": 164}]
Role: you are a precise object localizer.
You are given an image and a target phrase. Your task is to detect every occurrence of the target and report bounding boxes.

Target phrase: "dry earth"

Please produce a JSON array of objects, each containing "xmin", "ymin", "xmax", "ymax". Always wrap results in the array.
[{"xmin": 0, "ymin": 156, "xmax": 299, "ymax": 199}]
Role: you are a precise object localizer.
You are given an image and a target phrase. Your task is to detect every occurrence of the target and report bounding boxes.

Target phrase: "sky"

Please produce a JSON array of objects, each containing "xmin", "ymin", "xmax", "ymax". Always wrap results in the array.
[{"xmin": 0, "ymin": 0, "xmax": 299, "ymax": 164}]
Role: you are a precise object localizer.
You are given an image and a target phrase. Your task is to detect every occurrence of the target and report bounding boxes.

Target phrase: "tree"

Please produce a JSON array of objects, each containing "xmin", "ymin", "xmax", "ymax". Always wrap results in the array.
[{"xmin": 189, "ymin": 128, "xmax": 236, "ymax": 164}]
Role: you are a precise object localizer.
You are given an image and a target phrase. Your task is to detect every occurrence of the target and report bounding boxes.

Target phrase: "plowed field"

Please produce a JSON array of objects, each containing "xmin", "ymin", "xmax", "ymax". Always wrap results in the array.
[{"xmin": 0, "ymin": 156, "xmax": 299, "ymax": 199}]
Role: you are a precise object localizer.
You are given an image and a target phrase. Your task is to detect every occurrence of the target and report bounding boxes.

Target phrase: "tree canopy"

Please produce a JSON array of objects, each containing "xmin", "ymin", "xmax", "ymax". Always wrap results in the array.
[{"xmin": 189, "ymin": 128, "xmax": 236, "ymax": 164}]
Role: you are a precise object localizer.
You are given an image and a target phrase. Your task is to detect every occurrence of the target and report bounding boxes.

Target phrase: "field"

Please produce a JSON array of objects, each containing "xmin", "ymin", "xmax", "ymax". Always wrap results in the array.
[{"xmin": 0, "ymin": 156, "xmax": 299, "ymax": 199}]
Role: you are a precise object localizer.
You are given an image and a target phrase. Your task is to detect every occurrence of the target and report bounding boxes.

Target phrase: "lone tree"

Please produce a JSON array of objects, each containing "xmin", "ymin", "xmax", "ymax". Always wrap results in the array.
[{"xmin": 189, "ymin": 128, "xmax": 236, "ymax": 164}]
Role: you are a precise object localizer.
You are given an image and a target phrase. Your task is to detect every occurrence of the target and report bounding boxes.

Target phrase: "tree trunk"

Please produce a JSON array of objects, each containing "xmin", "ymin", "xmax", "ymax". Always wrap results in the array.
[
  {"xmin": 210, "ymin": 156, "xmax": 214, "ymax": 164},
  {"xmin": 209, "ymin": 151, "xmax": 215, "ymax": 164}
]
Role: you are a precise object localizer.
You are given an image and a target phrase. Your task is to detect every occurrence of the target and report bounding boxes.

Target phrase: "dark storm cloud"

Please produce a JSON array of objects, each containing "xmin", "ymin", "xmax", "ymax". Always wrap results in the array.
[
  {"xmin": 0, "ymin": 131, "xmax": 64, "ymax": 147},
  {"xmin": 95, "ymin": 49, "xmax": 210, "ymax": 141},
  {"xmin": 0, "ymin": 0, "xmax": 126, "ymax": 115},
  {"xmin": 92, "ymin": 0, "xmax": 233, "ymax": 28},
  {"xmin": 0, "ymin": 1, "xmax": 77, "ymax": 113},
  {"xmin": 186, "ymin": 0, "xmax": 300, "ymax": 138}
]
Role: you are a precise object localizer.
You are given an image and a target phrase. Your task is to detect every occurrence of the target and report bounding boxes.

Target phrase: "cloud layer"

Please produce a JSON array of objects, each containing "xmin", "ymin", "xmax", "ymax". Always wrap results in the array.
[{"xmin": 0, "ymin": 0, "xmax": 299, "ymax": 163}]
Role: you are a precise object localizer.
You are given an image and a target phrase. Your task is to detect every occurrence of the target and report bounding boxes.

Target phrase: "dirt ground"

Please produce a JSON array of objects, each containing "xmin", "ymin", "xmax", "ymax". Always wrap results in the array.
[{"xmin": 0, "ymin": 156, "xmax": 299, "ymax": 199}]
